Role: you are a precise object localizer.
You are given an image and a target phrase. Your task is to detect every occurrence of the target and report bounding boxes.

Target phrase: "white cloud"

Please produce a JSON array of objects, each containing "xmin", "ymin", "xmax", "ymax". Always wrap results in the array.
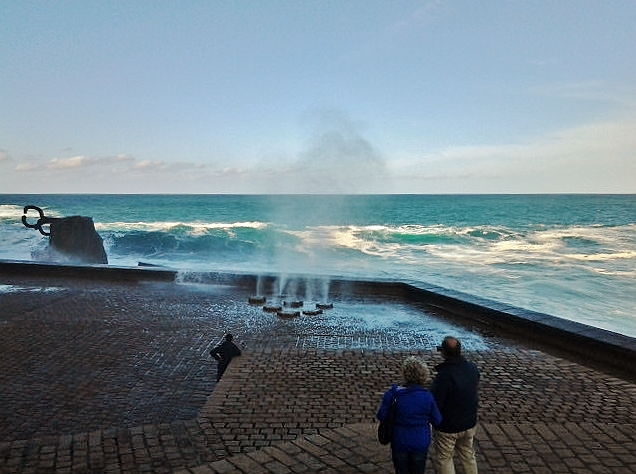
[
  {"xmin": 393, "ymin": 116, "xmax": 636, "ymax": 193},
  {"xmin": 132, "ymin": 160, "xmax": 158, "ymax": 170},
  {"xmin": 42, "ymin": 154, "xmax": 139, "ymax": 172},
  {"xmin": 15, "ymin": 163, "xmax": 40, "ymax": 172},
  {"xmin": 47, "ymin": 155, "xmax": 91, "ymax": 170}
]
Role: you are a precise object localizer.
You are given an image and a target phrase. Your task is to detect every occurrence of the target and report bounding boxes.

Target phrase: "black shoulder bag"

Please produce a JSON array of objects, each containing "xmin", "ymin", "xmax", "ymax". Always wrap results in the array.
[{"xmin": 377, "ymin": 394, "xmax": 397, "ymax": 445}]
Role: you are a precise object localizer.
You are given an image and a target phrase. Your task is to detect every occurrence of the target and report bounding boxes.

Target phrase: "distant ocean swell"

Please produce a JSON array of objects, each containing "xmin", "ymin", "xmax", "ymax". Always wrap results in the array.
[
  {"xmin": 88, "ymin": 220, "xmax": 636, "ymax": 275},
  {"xmin": 2, "ymin": 208, "xmax": 634, "ymax": 279}
]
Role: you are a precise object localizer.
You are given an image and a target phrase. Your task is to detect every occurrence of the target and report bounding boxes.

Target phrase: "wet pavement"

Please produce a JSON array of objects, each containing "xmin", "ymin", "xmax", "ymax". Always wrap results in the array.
[{"xmin": 1, "ymin": 276, "xmax": 635, "ymax": 473}]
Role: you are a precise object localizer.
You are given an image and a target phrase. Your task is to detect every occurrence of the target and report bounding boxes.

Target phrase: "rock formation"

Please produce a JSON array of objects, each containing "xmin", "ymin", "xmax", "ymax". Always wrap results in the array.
[{"xmin": 22, "ymin": 205, "xmax": 108, "ymax": 264}]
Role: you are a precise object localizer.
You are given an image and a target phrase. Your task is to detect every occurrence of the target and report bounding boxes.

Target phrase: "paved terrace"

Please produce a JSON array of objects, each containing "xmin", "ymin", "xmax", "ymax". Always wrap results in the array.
[{"xmin": 1, "ymin": 271, "xmax": 636, "ymax": 473}]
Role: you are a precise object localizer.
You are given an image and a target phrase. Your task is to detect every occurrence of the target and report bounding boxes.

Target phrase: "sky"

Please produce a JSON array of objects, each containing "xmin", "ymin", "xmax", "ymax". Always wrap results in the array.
[{"xmin": 1, "ymin": 0, "xmax": 635, "ymax": 194}]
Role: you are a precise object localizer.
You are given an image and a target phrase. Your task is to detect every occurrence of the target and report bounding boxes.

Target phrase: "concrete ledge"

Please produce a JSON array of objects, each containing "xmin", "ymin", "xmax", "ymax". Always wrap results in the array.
[
  {"xmin": 0, "ymin": 259, "xmax": 177, "ymax": 282},
  {"xmin": 401, "ymin": 282, "xmax": 636, "ymax": 377}
]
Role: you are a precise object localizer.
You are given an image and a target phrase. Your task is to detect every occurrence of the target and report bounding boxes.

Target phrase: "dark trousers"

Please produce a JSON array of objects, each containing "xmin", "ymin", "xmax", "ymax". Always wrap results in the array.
[
  {"xmin": 392, "ymin": 449, "xmax": 429, "ymax": 474},
  {"xmin": 216, "ymin": 362, "xmax": 229, "ymax": 381}
]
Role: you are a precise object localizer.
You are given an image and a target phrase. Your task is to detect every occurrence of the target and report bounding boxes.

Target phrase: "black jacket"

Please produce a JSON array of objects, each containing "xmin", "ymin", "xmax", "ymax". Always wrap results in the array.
[
  {"xmin": 210, "ymin": 340, "xmax": 242, "ymax": 364},
  {"xmin": 430, "ymin": 356, "xmax": 480, "ymax": 433}
]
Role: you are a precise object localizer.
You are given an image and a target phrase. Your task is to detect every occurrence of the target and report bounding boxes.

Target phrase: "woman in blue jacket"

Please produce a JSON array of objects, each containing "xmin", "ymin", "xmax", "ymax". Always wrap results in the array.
[{"xmin": 377, "ymin": 356, "xmax": 443, "ymax": 474}]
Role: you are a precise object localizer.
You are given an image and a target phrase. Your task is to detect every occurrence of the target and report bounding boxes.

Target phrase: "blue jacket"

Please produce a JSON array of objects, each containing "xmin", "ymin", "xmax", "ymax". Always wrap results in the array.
[
  {"xmin": 430, "ymin": 356, "xmax": 480, "ymax": 433},
  {"xmin": 376, "ymin": 384, "xmax": 442, "ymax": 452}
]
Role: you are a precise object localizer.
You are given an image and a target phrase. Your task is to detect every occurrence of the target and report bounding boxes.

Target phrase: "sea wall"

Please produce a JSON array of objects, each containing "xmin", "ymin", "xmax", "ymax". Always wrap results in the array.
[{"xmin": 0, "ymin": 259, "xmax": 176, "ymax": 282}]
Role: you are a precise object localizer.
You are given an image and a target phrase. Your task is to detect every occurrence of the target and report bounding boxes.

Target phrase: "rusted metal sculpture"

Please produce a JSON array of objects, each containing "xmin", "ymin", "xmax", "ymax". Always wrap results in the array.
[{"xmin": 22, "ymin": 205, "xmax": 108, "ymax": 264}]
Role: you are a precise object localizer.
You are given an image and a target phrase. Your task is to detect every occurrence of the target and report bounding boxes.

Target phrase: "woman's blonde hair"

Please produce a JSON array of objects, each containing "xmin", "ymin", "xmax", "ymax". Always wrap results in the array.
[{"xmin": 401, "ymin": 356, "xmax": 430, "ymax": 386}]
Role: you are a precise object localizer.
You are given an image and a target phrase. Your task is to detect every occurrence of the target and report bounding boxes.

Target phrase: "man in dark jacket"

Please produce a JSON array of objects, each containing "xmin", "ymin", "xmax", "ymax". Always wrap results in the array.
[
  {"xmin": 430, "ymin": 336, "xmax": 480, "ymax": 474},
  {"xmin": 210, "ymin": 333, "xmax": 242, "ymax": 382}
]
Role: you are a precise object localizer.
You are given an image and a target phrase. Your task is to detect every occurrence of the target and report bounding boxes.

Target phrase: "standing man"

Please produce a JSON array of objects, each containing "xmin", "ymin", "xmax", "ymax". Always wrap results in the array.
[
  {"xmin": 431, "ymin": 336, "xmax": 480, "ymax": 474},
  {"xmin": 210, "ymin": 333, "xmax": 242, "ymax": 382}
]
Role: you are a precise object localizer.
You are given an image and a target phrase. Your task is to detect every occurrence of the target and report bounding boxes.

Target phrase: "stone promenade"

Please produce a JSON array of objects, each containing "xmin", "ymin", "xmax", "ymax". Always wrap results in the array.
[{"xmin": 1, "ymin": 276, "xmax": 636, "ymax": 473}]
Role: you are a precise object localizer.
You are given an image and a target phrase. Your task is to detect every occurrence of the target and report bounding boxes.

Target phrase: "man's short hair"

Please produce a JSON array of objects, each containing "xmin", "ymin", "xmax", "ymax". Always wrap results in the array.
[{"xmin": 441, "ymin": 336, "xmax": 461, "ymax": 357}]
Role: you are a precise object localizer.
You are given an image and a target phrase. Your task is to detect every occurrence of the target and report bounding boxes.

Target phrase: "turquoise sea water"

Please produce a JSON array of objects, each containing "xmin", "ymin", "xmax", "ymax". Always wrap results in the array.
[{"xmin": 1, "ymin": 194, "xmax": 635, "ymax": 337}]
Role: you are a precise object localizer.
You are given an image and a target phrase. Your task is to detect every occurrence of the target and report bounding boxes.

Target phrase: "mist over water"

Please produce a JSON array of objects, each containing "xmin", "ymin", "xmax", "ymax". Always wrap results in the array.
[
  {"xmin": 1, "ymin": 194, "xmax": 635, "ymax": 337},
  {"xmin": 293, "ymin": 109, "xmax": 387, "ymax": 193}
]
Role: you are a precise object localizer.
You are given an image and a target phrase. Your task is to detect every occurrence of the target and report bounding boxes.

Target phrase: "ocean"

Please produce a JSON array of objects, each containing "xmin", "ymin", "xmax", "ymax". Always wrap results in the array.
[{"xmin": 1, "ymin": 194, "xmax": 635, "ymax": 337}]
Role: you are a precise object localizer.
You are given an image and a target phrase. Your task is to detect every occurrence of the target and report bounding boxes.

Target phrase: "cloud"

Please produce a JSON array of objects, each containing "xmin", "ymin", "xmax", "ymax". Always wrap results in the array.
[
  {"xmin": 393, "ymin": 115, "xmax": 636, "ymax": 192},
  {"xmin": 132, "ymin": 159, "xmax": 161, "ymax": 170},
  {"xmin": 36, "ymin": 154, "xmax": 136, "ymax": 171},
  {"xmin": 1, "ymin": 151, "xmax": 218, "ymax": 193},
  {"xmin": 15, "ymin": 163, "xmax": 40, "ymax": 172},
  {"xmin": 47, "ymin": 155, "xmax": 92, "ymax": 170},
  {"xmin": 3, "ymin": 107, "xmax": 634, "ymax": 194}
]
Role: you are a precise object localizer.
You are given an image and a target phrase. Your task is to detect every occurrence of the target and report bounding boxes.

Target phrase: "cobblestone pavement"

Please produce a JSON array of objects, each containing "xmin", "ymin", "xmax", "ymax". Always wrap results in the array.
[{"xmin": 1, "ymin": 276, "xmax": 636, "ymax": 473}]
